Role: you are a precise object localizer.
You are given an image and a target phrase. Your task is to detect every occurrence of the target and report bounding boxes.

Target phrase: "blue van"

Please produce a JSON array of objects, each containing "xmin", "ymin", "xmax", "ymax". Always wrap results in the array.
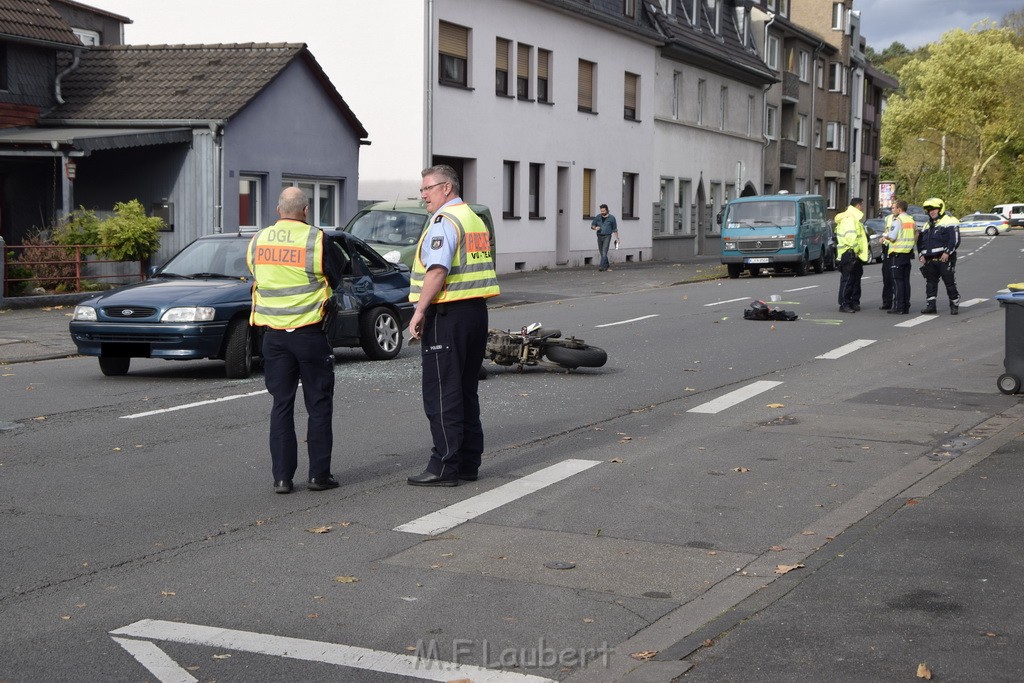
[{"xmin": 719, "ymin": 193, "xmax": 833, "ymax": 278}]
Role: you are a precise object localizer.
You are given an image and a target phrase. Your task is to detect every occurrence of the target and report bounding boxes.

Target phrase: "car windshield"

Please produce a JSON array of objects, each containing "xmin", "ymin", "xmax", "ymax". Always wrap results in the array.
[
  {"xmin": 159, "ymin": 238, "xmax": 252, "ymax": 278},
  {"xmin": 725, "ymin": 201, "xmax": 796, "ymax": 227},
  {"xmin": 346, "ymin": 210, "xmax": 426, "ymax": 246}
]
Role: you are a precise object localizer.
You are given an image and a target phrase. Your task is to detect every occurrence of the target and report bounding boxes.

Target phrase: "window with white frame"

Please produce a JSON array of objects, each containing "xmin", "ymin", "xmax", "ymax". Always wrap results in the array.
[
  {"xmin": 797, "ymin": 114, "xmax": 808, "ymax": 146},
  {"xmin": 767, "ymin": 0, "xmax": 776, "ymax": 10},
  {"xmin": 495, "ymin": 38, "xmax": 510, "ymax": 96},
  {"xmin": 529, "ymin": 163, "xmax": 543, "ymax": 218},
  {"xmin": 798, "ymin": 50, "xmax": 809, "ymax": 82},
  {"xmin": 706, "ymin": 0, "xmax": 721, "ymax": 33},
  {"xmin": 578, "ymin": 59, "xmax": 595, "ymax": 112},
  {"xmin": 832, "ymin": 2, "xmax": 845, "ymax": 30},
  {"xmin": 672, "ymin": 71, "xmax": 682, "ymax": 120},
  {"xmin": 683, "ymin": 0, "xmax": 698, "ymax": 25},
  {"xmin": 74, "ymin": 29, "xmax": 100, "ymax": 46},
  {"xmin": 239, "ymin": 176, "xmax": 262, "ymax": 228},
  {"xmin": 815, "ymin": 118, "xmax": 822, "ymax": 148},
  {"xmin": 828, "ymin": 62, "xmax": 842, "ymax": 91},
  {"xmin": 658, "ymin": 0, "xmax": 674, "ymax": 17},
  {"xmin": 766, "ymin": 34, "xmax": 779, "ymax": 71},
  {"xmin": 517, "ymin": 43, "xmax": 531, "ymax": 99},
  {"xmin": 826, "ymin": 121, "xmax": 839, "ymax": 150},
  {"xmin": 765, "ymin": 105, "xmax": 778, "ymax": 139},
  {"xmin": 778, "ymin": 0, "xmax": 789, "ymax": 17},
  {"xmin": 678, "ymin": 179, "xmax": 692, "ymax": 234},
  {"xmin": 281, "ymin": 178, "xmax": 339, "ymax": 227},
  {"xmin": 438, "ymin": 21, "xmax": 468, "ymax": 87},
  {"xmin": 697, "ymin": 78, "xmax": 706, "ymax": 125},
  {"xmin": 719, "ymin": 86, "xmax": 728, "ymax": 130},
  {"xmin": 582, "ymin": 168, "xmax": 595, "ymax": 218},
  {"xmin": 827, "ymin": 179, "xmax": 838, "ymax": 209},
  {"xmin": 840, "ymin": 123, "xmax": 848, "ymax": 152},
  {"xmin": 816, "ymin": 58, "xmax": 825, "ymax": 88},
  {"xmin": 537, "ymin": 49, "xmax": 552, "ymax": 103},
  {"xmin": 502, "ymin": 160, "xmax": 518, "ymax": 218},
  {"xmin": 624, "ymin": 71, "xmax": 639, "ymax": 120},
  {"xmin": 622, "ymin": 172, "xmax": 638, "ymax": 219},
  {"xmin": 624, "ymin": 0, "xmax": 635, "ymax": 18}
]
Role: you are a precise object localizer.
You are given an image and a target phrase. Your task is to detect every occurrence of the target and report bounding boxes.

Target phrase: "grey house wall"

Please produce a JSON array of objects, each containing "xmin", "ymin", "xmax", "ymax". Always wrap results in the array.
[
  {"xmin": 1, "ymin": 43, "xmax": 58, "ymax": 109},
  {"xmin": 49, "ymin": 1, "xmax": 125, "ymax": 45},
  {"xmin": 72, "ymin": 131, "xmax": 215, "ymax": 265},
  {"xmin": 221, "ymin": 58, "xmax": 361, "ymax": 230}
]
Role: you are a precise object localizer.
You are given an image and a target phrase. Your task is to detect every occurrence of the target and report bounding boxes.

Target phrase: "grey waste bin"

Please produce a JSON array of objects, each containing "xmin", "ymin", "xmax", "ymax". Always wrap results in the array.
[{"xmin": 996, "ymin": 291, "xmax": 1024, "ymax": 394}]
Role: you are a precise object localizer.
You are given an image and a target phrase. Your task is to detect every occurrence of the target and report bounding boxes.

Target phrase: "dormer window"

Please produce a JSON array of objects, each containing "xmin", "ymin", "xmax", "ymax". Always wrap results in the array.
[
  {"xmin": 705, "ymin": 0, "xmax": 721, "ymax": 34},
  {"xmin": 683, "ymin": 0, "xmax": 698, "ymax": 25},
  {"xmin": 658, "ymin": 0, "xmax": 675, "ymax": 16},
  {"xmin": 624, "ymin": 0, "xmax": 635, "ymax": 18}
]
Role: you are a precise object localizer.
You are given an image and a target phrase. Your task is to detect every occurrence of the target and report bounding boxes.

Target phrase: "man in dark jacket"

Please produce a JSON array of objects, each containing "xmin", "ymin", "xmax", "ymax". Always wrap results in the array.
[{"xmin": 917, "ymin": 197, "xmax": 961, "ymax": 315}]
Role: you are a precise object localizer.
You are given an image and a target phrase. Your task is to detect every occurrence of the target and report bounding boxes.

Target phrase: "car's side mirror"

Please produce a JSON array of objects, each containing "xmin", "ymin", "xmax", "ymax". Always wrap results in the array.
[{"xmin": 146, "ymin": 265, "xmax": 159, "ymax": 278}]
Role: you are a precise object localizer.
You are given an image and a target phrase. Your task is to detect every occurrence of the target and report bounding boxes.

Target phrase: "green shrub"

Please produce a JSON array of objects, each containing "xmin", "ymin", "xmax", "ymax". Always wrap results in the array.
[
  {"xmin": 53, "ymin": 207, "xmax": 103, "ymax": 256},
  {"xmin": 5, "ymin": 251, "xmax": 32, "ymax": 296},
  {"xmin": 98, "ymin": 199, "xmax": 164, "ymax": 262}
]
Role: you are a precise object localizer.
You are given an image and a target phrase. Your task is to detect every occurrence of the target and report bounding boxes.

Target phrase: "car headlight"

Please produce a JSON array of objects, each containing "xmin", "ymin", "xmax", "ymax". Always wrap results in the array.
[
  {"xmin": 161, "ymin": 307, "xmax": 216, "ymax": 322},
  {"xmin": 723, "ymin": 241, "xmax": 736, "ymax": 250},
  {"xmin": 73, "ymin": 305, "xmax": 97, "ymax": 321},
  {"xmin": 782, "ymin": 240, "xmax": 794, "ymax": 249}
]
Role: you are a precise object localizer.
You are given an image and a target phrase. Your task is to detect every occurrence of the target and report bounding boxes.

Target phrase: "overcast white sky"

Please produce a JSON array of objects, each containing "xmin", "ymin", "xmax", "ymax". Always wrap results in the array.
[{"xmin": 88, "ymin": 0, "xmax": 1024, "ymax": 195}]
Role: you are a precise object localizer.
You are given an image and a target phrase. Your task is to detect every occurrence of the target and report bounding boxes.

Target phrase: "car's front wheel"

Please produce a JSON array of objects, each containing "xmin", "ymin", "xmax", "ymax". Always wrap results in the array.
[
  {"xmin": 99, "ymin": 356, "xmax": 130, "ymax": 376},
  {"xmin": 360, "ymin": 306, "xmax": 403, "ymax": 360},
  {"xmin": 223, "ymin": 318, "xmax": 254, "ymax": 379}
]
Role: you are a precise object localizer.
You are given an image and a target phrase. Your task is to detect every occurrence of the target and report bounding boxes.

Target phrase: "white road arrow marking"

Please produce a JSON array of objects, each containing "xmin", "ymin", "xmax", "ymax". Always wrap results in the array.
[{"xmin": 111, "ymin": 620, "xmax": 554, "ymax": 682}]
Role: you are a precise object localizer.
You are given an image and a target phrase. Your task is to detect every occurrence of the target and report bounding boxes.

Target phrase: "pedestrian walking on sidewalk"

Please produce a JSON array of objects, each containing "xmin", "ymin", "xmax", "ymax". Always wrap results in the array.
[{"xmin": 590, "ymin": 204, "xmax": 619, "ymax": 272}]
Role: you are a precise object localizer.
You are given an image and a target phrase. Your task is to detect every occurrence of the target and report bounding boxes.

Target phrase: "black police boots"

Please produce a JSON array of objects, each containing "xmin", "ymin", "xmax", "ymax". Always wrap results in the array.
[{"xmin": 921, "ymin": 302, "xmax": 938, "ymax": 314}]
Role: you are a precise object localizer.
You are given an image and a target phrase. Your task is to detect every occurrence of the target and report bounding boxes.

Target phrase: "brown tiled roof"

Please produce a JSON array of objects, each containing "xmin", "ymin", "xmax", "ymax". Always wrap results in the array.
[
  {"xmin": 0, "ymin": 0, "xmax": 82, "ymax": 46},
  {"xmin": 45, "ymin": 42, "xmax": 368, "ymax": 138}
]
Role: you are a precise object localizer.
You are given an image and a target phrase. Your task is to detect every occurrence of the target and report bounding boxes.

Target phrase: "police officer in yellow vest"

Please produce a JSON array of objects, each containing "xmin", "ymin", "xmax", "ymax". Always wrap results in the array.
[
  {"xmin": 879, "ymin": 199, "xmax": 918, "ymax": 315},
  {"xmin": 835, "ymin": 197, "xmax": 868, "ymax": 313},
  {"xmin": 247, "ymin": 186, "xmax": 344, "ymax": 494},
  {"xmin": 407, "ymin": 165, "xmax": 500, "ymax": 486}
]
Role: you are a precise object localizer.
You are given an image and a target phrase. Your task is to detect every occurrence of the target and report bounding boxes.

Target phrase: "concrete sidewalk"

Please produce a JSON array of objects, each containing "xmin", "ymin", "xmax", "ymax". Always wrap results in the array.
[{"xmin": 0, "ymin": 256, "xmax": 726, "ymax": 365}]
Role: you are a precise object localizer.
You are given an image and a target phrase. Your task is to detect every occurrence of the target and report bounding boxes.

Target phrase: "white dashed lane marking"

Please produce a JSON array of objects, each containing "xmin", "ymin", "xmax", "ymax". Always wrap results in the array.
[
  {"xmin": 687, "ymin": 380, "xmax": 783, "ymax": 414},
  {"xmin": 815, "ymin": 339, "xmax": 876, "ymax": 359},
  {"xmin": 596, "ymin": 314, "xmax": 659, "ymax": 327},
  {"xmin": 394, "ymin": 459, "xmax": 601, "ymax": 536}
]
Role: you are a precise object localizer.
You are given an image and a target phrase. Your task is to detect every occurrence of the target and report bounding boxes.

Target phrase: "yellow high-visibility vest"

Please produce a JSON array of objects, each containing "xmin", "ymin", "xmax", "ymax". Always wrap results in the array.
[
  {"xmin": 890, "ymin": 214, "xmax": 916, "ymax": 254},
  {"xmin": 247, "ymin": 219, "xmax": 330, "ymax": 329},
  {"xmin": 410, "ymin": 203, "xmax": 499, "ymax": 303}
]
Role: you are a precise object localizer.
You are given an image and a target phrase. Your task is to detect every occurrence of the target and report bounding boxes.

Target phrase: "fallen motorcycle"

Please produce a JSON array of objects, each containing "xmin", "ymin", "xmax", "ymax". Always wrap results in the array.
[{"xmin": 484, "ymin": 322, "xmax": 607, "ymax": 371}]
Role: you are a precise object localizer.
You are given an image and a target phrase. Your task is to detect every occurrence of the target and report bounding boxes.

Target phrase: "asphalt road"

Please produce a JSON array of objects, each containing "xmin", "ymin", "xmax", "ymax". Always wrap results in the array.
[{"xmin": 1, "ymin": 237, "xmax": 1022, "ymax": 682}]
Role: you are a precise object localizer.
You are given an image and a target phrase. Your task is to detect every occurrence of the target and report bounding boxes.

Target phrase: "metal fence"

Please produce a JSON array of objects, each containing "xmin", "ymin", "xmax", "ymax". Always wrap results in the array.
[{"xmin": 2, "ymin": 241, "xmax": 144, "ymax": 297}]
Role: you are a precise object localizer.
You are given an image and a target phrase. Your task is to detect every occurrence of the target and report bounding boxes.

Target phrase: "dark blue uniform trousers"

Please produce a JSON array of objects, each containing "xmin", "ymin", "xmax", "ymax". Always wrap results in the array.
[
  {"xmin": 421, "ymin": 298, "xmax": 488, "ymax": 480},
  {"xmin": 262, "ymin": 326, "xmax": 335, "ymax": 482}
]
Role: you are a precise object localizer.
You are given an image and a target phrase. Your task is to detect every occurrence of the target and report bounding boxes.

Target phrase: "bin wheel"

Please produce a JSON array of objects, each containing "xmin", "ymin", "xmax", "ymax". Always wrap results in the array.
[{"xmin": 997, "ymin": 373, "xmax": 1021, "ymax": 395}]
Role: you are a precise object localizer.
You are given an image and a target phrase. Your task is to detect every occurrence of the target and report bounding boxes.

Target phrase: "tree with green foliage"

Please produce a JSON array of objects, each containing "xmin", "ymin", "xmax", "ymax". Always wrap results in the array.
[
  {"xmin": 881, "ymin": 24, "xmax": 1024, "ymax": 213},
  {"xmin": 97, "ymin": 199, "xmax": 164, "ymax": 262}
]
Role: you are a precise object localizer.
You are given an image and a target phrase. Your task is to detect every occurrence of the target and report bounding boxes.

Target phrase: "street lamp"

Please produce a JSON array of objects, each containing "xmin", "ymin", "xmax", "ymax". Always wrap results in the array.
[{"xmin": 916, "ymin": 136, "xmax": 952, "ymax": 196}]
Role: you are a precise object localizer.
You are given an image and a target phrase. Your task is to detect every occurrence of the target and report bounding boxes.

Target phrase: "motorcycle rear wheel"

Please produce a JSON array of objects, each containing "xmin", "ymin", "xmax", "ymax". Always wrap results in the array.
[{"xmin": 543, "ymin": 343, "xmax": 607, "ymax": 369}]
